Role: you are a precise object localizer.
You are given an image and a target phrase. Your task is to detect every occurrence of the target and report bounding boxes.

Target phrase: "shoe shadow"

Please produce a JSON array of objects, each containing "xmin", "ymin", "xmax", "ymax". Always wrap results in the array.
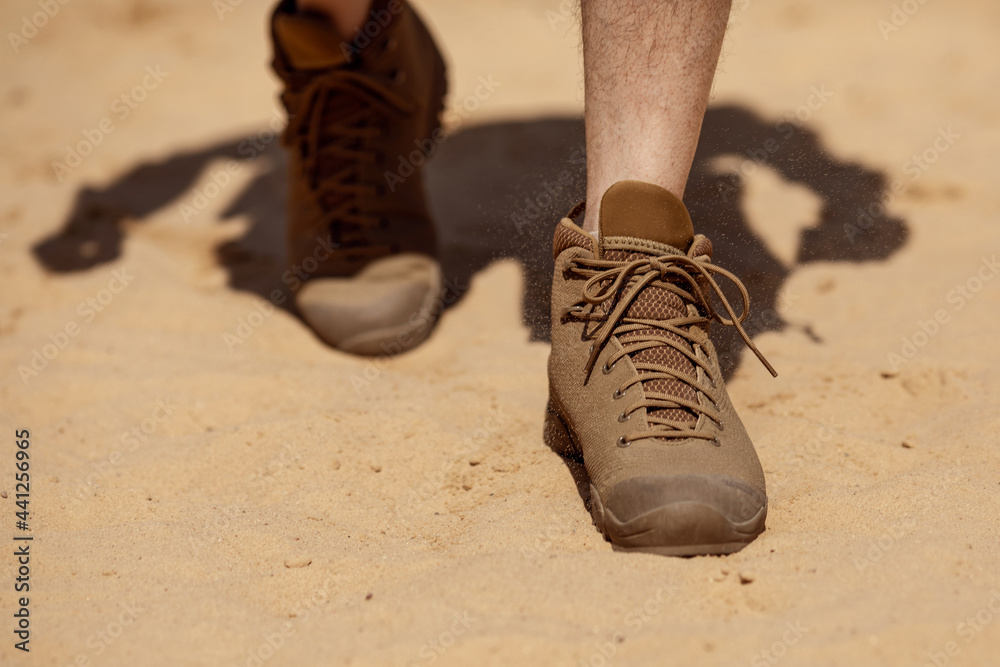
[{"xmin": 33, "ymin": 105, "xmax": 907, "ymax": 378}]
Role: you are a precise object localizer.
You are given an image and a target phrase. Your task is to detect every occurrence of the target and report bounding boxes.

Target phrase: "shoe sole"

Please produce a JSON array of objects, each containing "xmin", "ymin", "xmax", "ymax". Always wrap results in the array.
[{"xmin": 544, "ymin": 400, "xmax": 766, "ymax": 557}]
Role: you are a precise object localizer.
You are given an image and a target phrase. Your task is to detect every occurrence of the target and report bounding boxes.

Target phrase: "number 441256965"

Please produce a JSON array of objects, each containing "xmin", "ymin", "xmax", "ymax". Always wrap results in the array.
[{"xmin": 15, "ymin": 429, "xmax": 30, "ymax": 526}]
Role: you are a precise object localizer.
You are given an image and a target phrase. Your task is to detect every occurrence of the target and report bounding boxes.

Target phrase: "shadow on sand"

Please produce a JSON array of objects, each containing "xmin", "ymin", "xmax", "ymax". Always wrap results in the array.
[{"xmin": 33, "ymin": 105, "xmax": 907, "ymax": 378}]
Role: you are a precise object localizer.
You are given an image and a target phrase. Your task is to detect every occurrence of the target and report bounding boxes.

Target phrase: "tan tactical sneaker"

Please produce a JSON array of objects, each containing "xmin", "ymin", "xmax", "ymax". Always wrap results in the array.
[
  {"xmin": 270, "ymin": 0, "xmax": 447, "ymax": 354},
  {"xmin": 545, "ymin": 180, "xmax": 777, "ymax": 556}
]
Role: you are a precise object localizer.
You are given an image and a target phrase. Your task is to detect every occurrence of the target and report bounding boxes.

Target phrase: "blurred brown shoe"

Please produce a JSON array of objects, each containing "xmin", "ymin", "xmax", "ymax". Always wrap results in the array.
[
  {"xmin": 271, "ymin": 0, "xmax": 447, "ymax": 354},
  {"xmin": 545, "ymin": 180, "xmax": 777, "ymax": 556}
]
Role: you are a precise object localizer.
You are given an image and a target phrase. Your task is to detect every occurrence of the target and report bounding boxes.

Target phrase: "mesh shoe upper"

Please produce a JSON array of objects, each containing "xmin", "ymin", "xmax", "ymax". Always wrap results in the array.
[{"xmin": 547, "ymin": 181, "xmax": 776, "ymax": 550}]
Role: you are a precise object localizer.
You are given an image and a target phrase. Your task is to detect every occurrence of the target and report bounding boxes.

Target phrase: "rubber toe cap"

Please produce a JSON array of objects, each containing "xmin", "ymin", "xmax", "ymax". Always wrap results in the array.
[
  {"xmin": 597, "ymin": 475, "xmax": 766, "ymax": 555},
  {"xmin": 295, "ymin": 253, "xmax": 441, "ymax": 355}
]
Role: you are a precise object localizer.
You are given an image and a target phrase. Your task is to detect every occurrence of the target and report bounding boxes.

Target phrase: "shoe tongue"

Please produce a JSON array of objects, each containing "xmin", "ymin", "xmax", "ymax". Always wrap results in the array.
[
  {"xmin": 597, "ymin": 181, "xmax": 694, "ymax": 257},
  {"xmin": 597, "ymin": 181, "xmax": 701, "ymax": 428},
  {"xmin": 274, "ymin": 11, "xmax": 349, "ymax": 70}
]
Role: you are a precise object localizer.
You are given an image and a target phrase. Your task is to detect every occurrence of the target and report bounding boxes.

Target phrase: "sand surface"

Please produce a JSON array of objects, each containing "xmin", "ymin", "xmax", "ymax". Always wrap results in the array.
[{"xmin": 2, "ymin": 0, "xmax": 1000, "ymax": 665}]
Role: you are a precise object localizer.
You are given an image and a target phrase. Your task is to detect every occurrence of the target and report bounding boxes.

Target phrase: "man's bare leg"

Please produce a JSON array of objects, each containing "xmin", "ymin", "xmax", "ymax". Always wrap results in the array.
[
  {"xmin": 546, "ymin": 0, "xmax": 775, "ymax": 557},
  {"xmin": 580, "ymin": 0, "xmax": 732, "ymax": 232}
]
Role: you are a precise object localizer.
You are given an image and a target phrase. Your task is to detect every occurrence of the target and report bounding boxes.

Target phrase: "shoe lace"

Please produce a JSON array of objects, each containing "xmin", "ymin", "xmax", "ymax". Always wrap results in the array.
[
  {"xmin": 566, "ymin": 252, "xmax": 777, "ymax": 443},
  {"xmin": 285, "ymin": 67, "xmax": 415, "ymax": 252}
]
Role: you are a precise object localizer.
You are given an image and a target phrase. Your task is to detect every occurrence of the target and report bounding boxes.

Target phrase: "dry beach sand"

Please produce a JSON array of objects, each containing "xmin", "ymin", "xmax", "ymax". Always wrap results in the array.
[{"xmin": 2, "ymin": 0, "xmax": 1000, "ymax": 665}]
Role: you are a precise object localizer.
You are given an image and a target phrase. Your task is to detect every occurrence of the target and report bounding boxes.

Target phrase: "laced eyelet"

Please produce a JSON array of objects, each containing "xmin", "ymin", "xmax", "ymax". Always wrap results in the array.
[
  {"xmin": 711, "ymin": 436, "xmax": 721, "ymax": 446},
  {"xmin": 602, "ymin": 360, "xmax": 616, "ymax": 375},
  {"xmin": 617, "ymin": 436, "xmax": 631, "ymax": 448},
  {"xmin": 617, "ymin": 412, "xmax": 630, "ymax": 423},
  {"xmin": 612, "ymin": 388, "xmax": 624, "ymax": 400}
]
